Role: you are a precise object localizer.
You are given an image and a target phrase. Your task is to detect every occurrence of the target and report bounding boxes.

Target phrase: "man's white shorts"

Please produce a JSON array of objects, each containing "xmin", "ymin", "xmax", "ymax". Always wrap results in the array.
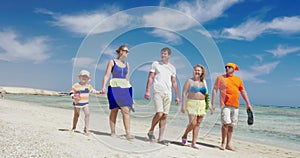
[{"xmin": 221, "ymin": 106, "xmax": 239, "ymax": 126}]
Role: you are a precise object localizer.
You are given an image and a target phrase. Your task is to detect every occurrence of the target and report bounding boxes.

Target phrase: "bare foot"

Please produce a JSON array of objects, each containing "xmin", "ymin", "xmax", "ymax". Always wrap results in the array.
[
  {"xmin": 219, "ymin": 143, "xmax": 225, "ymax": 150},
  {"xmin": 226, "ymin": 145, "xmax": 235, "ymax": 151},
  {"xmin": 83, "ymin": 129, "xmax": 91, "ymax": 136},
  {"xmin": 192, "ymin": 144, "xmax": 200, "ymax": 150},
  {"xmin": 70, "ymin": 128, "xmax": 76, "ymax": 134},
  {"xmin": 111, "ymin": 133, "xmax": 116, "ymax": 137},
  {"xmin": 126, "ymin": 135, "xmax": 135, "ymax": 141},
  {"xmin": 157, "ymin": 140, "xmax": 169, "ymax": 146}
]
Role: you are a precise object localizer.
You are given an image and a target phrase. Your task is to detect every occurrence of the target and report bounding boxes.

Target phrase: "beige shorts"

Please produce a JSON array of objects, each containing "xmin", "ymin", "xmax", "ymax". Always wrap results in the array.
[
  {"xmin": 221, "ymin": 106, "xmax": 239, "ymax": 126},
  {"xmin": 153, "ymin": 93, "xmax": 172, "ymax": 114}
]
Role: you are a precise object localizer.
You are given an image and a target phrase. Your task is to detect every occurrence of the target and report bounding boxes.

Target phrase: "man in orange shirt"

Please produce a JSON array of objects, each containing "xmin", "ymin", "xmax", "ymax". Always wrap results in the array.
[{"xmin": 211, "ymin": 62, "xmax": 253, "ymax": 151}]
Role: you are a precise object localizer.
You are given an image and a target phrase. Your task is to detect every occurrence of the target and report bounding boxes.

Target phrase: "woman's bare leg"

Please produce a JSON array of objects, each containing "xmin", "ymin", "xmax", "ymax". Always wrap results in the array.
[
  {"xmin": 121, "ymin": 106, "xmax": 134, "ymax": 140},
  {"xmin": 109, "ymin": 108, "xmax": 119, "ymax": 137}
]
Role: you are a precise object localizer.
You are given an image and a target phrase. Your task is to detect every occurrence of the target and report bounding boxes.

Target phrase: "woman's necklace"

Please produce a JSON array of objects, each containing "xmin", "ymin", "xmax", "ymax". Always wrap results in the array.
[
  {"xmin": 116, "ymin": 58, "xmax": 125, "ymax": 65},
  {"xmin": 193, "ymin": 77, "xmax": 201, "ymax": 87},
  {"xmin": 116, "ymin": 58, "xmax": 125, "ymax": 77}
]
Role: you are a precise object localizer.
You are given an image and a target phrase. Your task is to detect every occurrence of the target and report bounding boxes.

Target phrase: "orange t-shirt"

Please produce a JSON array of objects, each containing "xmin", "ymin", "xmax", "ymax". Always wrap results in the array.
[{"xmin": 213, "ymin": 75, "xmax": 244, "ymax": 108}]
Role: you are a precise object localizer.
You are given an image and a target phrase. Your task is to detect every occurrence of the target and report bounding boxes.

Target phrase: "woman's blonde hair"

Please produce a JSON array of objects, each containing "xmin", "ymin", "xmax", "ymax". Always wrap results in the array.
[
  {"xmin": 194, "ymin": 64, "xmax": 206, "ymax": 81},
  {"xmin": 116, "ymin": 45, "xmax": 128, "ymax": 54}
]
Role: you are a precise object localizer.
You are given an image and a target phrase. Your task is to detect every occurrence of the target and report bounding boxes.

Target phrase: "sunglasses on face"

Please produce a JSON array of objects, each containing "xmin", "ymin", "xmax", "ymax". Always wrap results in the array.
[
  {"xmin": 225, "ymin": 66, "xmax": 233, "ymax": 69},
  {"xmin": 121, "ymin": 49, "xmax": 129, "ymax": 53}
]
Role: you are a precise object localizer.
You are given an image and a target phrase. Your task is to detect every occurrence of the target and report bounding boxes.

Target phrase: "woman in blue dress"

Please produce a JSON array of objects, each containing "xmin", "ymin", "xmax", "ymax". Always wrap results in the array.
[{"xmin": 100, "ymin": 45, "xmax": 134, "ymax": 140}]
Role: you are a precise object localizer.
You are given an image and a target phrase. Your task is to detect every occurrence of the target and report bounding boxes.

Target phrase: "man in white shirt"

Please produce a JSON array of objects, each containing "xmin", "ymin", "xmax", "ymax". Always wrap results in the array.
[{"xmin": 144, "ymin": 47, "xmax": 180, "ymax": 145}]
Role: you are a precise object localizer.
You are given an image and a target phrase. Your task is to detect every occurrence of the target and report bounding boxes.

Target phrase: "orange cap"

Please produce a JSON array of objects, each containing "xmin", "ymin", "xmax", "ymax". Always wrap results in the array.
[{"xmin": 226, "ymin": 62, "xmax": 239, "ymax": 71}]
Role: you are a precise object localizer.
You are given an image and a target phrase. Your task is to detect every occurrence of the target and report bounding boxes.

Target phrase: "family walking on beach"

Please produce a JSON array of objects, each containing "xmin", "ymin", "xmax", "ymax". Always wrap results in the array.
[{"xmin": 70, "ymin": 45, "xmax": 253, "ymax": 151}]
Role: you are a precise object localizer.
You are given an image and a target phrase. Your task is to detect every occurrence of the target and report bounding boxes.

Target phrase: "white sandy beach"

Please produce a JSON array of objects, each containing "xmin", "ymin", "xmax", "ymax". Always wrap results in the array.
[{"xmin": 1, "ymin": 98, "xmax": 299, "ymax": 158}]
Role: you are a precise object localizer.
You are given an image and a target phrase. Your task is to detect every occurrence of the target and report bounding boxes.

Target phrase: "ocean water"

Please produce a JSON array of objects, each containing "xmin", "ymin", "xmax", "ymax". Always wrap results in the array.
[{"xmin": 4, "ymin": 94, "xmax": 300, "ymax": 151}]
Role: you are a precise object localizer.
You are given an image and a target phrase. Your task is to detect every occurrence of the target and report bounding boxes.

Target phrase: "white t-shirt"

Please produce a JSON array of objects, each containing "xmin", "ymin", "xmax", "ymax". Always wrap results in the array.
[{"xmin": 150, "ymin": 61, "xmax": 176, "ymax": 95}]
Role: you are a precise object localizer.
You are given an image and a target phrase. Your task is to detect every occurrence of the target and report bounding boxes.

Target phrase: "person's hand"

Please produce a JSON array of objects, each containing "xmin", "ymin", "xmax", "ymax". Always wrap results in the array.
[
  {"xmin": 73, "ymin": 93, "xmax": 80, "ymax": 105},
  {"xmin": 181, "ymin": 105, "xmax": 185, "ymax": 113},
  {"xmin": 74, "ymin": 97, "xmax": 80, "ymax": 102},
  {"xmin": 144, "ymin": 92, "xmax": 150, "ymax": 100},
  {"xmin": 94, "ymin": 91, "xmax": 101, "ymax": 95},
  {"xmin": 246, "ymin": 104, "xmax": 253, "ymax": 111},
  {"xmin": 175, "ymin": 97, "xmax": 180, "ymax": 105},
  {"xmin": 209, "ymin": 105, "xmax": 215, "ymax": 115},
  {"xmin": 100, "ymin": 88, "xmax": 106, "ymax": 94}
]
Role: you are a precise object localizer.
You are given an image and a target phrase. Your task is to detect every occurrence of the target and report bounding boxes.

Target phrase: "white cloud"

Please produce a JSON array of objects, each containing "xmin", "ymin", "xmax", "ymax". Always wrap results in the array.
[
  {"xmin": 176, "ymin": 73, "xmax": 190, "ymax": 81},
  {"xmin": 268, "ymin": 16, "xmax": 300, "ymax": 33},
  {"xmin": 75, "ymin": 45, "xmax": 121, "ymax": 71},
  {"xmin": 169, "ymin": 56, "xmax": 187, "ymax": 69},
  {"xmin": 40, "ymin": 0, "xmax": 240, "ymax": 36},
  {"xmin": 101, "ymin": 45, "xmax": 118, "ymax": 58},
  {"xmin": 0, "ymin": 29, "xmax": 51, "ymax": 63},
  {"xmin": 96, "ymin": 60, "xmax": 110, "ymax": 71},
  {"xmin": 39, "ymin": 1, "xmax": 239, "ymax": 41},
  {"xmin": 137, "ymin": 64, "xmax": 151, "ymax": 72},
  {"xmin": 219, "ymin": 16, "xmax": 300, "ymax": 41},
  {"xmin": 96, "ymin": 45, "xmax": 119, "ymax": 71},
  {"xmin": 150, "ymin": 29, "xmax": 182, "ymax": 45},
  {"xmin": 146, "ymin": 0, "xmax": 239, "ymax": 31},
  {"xmin": 39, "ymin": 8, "xmax": 133, "ymax": 35},
  {"xmin": 210, "ymin": 72, "xmax": 223, "ymax": 81},
  {"xmin": 238, "ymin": 61, "xmax": 280, "ymax": 83},
  {"xmin": 171, "ymin": 0, "xmax": 241, "ymax": 23},
  {"xmin": 35, "ymin": 8, "xmax": 55, "ymax": 15},
  {"xmin": 142, "ymin": 6, "xmax": 200, "ymax": 44},
  {"xmin": 219, "ymin": 19, "xmax": 267, "ymax": 41},
  {"xmin": 196, "ymin": 29, "xmax": 212, "ymax": 38},
  {"xmin": 294, "ymin": 77, "xmax": 300, "ymax": 81},
  {"xmin": 251, "ymin": 61, "xmax": 279, "ymax": 75},
  {"xmin": 72, "ymin": 57, "xmax": 97, "ymax": 68},
  {"xmin": 266, "ymin": 45, "xmax": 300, "ymax": 57},
  {"xmin": 210, "ymin": 70, "xmax": 266, "ymax": 83},
  {"xmin": 142, "ymin": 9, "xmax": 197, "ymax": 31},
  {"xmin": 253, "ymin": 54, "xmax": 265, "ymax": 63},
  {"xmin": 237, "ymin": 71, "xmax": 265, "ymax": 83},
  {"xmin": 75, "ymin": 44, "xmax": 118, "ymax": 70}
]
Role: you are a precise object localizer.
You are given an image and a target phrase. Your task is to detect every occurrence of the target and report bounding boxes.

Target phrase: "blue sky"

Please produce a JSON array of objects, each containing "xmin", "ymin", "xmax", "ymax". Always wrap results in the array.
[{"xmin": 0, "ymin": 0, "xmax": 300, "ymax": 107}]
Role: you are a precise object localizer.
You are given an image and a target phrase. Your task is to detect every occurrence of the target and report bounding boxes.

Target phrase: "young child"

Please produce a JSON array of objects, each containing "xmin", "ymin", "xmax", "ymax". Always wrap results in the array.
[{"xmin": 70, "ymin": 70, "xmax": 99, "ymax": 135}]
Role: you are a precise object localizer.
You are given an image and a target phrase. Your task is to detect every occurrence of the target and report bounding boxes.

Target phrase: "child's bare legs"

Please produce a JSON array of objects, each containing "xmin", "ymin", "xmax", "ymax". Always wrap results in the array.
[
  {"xmin": 72, "ymin": 107, "xmax": 80, "ymax": 131},
  {"xmin": 109, "ymin": 108, "xmax": 119, "ymax": 137},
  {"xmin": 82, "ymin": 106, "xmax": 90, "ymax": 134},
  {"xmin": 121, "ymin": 106, "xmax": 134, "ymax": 140}
]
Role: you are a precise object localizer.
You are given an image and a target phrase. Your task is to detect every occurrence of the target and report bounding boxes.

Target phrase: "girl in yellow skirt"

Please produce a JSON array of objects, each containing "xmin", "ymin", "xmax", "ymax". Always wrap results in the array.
[{"xmin": 181, "ymin": 64, "xmax": 210, "ymax": 149}]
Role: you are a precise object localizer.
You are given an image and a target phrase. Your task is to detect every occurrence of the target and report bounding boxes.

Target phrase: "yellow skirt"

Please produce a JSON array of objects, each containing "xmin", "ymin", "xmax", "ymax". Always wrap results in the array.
[{"xmin": 186, "ymin": 99, "xmax": 206, "ymax": 116}]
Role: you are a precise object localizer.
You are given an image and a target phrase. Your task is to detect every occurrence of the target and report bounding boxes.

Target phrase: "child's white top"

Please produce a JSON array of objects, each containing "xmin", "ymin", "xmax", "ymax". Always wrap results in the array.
[{"xmin": 70, "ymin": 83, "xmax": 95, "ymax": 108}]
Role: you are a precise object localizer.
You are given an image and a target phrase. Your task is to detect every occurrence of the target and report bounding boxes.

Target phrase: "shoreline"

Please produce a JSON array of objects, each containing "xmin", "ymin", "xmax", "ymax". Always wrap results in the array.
[
  {"xmin": 0, "ymin": 86, "xmax": 65, "ymax": 96},
  {"xmin": 1, "ymin": 98, "xmax": 299, "ymax": 158},
  {"xmin": 1, "ymin": 86, "xmax": 299, "ymax": 108}
]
